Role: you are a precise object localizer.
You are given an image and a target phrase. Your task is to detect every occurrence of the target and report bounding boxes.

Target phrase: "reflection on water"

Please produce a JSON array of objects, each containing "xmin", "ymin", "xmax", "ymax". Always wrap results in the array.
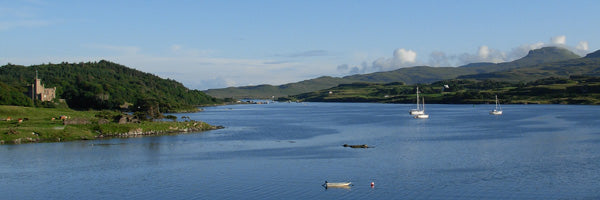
[{"xmin": 2, "ymin": 103, "xmax": 600, "ymax": 199}]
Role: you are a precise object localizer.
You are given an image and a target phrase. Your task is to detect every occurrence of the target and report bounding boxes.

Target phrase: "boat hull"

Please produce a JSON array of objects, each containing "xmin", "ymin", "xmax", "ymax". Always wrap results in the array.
[
  {"xmin": 409, "ymin": 109, "xmax": 424, "ymax": 115},
  {"xmin": 324, "ymin": 182, "xmax": 352, "ymax": 188},
  {"xmin": 415, "ymin": 114, "xmax": 429, "ymax": 119},
  {"xmin": 489, "ymin": 110, "xmax": 502, "ymax": 115}
]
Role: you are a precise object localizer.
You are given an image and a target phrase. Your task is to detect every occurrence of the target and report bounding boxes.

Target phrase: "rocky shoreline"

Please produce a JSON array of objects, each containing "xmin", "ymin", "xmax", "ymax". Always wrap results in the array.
[
  {"xmin": 1, "ymin": 122, "xmax": 224, "ymax": 145},
  {"xmin": 97, "ymin": 125, "xmax": 224, "ymax": 138}
]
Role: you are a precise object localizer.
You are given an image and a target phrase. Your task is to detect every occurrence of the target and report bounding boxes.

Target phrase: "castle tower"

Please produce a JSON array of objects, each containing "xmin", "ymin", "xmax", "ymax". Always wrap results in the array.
[{"xmin": 31, "ymin": 70, "xmax": 56, "ymax": 102}]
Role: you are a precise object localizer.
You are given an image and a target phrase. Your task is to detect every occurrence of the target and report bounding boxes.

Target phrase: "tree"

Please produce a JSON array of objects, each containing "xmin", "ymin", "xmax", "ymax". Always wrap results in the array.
[{"xmin": 134, "ymin": 98, "xmax": 163, "ymax": 121}]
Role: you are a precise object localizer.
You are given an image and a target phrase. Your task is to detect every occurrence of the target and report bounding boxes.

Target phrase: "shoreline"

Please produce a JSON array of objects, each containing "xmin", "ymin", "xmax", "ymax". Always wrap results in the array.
[
  {"xmin": 96, "ymin": 124, "xmax": 224, "ymax": 138},
  {"xmin": 1, "ymin": 122, "xmax": 224, "ymax": 145}
]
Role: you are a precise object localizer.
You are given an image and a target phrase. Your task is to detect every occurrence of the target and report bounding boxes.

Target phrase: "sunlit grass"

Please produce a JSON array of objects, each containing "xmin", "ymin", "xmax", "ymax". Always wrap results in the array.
[{"xmin": 0, "ymin": 105, "xmax": 218, "ymax": 144}]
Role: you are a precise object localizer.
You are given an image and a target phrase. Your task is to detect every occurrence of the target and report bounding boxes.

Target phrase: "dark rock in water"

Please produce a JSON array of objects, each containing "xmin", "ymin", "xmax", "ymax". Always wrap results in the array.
[{"xmin": 342, "ymin": 144, "xmax": 370, "ymax": 148}]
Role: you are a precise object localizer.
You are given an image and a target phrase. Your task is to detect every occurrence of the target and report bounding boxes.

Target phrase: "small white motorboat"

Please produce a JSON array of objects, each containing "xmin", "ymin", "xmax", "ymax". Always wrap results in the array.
[{"xmin": 323, "ymin": 181, "xmax": 352, "ymax": 188}]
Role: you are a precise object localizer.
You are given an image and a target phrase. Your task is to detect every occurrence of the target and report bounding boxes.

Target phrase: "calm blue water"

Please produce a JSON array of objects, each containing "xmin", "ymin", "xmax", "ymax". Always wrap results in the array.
[{"xmin": 2, "ymin": 103, "xmax": 600, "ymax": 199}]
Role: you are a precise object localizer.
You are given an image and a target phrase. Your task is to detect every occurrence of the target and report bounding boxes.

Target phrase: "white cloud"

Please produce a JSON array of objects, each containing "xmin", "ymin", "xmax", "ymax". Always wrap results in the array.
[
  {"xmin": 457, "ymin": 46, "xmax": 506, "ymax": 65},
  {"xmin": 478, "ymin": 46, "xmax": 490, "ymax": 59},
  {"xmin": 393, "ymin": 48, "xmax": 417, "ymax": 64},
  {"xmin": 551, "ymin": 35, "xmax": 566, "ymax": 45},
  {"xmin": 373, "ymin": 49, "xmax": 417, "ymax": 71},
  {"xmin": 576, "ymin": 41, "xmax": 589, "ymax": 51},
  {"xmin": 337, "ymin": 48, "xmax": 419, "ymax": 74}
]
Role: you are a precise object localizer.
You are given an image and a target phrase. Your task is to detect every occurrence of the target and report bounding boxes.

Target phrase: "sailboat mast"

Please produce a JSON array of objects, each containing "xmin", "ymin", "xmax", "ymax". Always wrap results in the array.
[
  {"xmin": 495, "ymin": 95, "xmax": 499, "ymax": 110},
  {"xmin": 497, "ymin": 95, "xmax": 501, "ymax": 110},
  {"xmin": 416, "ymin": 87, "xmax": 420, "ymax": 109}
]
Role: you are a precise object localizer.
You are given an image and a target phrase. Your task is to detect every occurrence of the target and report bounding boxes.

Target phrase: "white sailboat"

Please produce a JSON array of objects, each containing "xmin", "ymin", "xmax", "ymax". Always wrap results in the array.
[
  {"xmin": 409, "ymin": 87, "xmax": 424, "ymax": 115},
  {"xmin": 415, "ymin": 97, "xmax": 429, "ymax": 119},
  {"xmin": 489, "ymin": 95, "xmax": 503, "ymax": 115}
]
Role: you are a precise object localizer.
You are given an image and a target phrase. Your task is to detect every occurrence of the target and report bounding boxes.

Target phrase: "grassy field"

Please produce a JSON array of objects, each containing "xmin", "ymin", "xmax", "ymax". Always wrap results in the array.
[{"xmin": 0, "ymin": 105, "xmax": 220, "ymax": 144}]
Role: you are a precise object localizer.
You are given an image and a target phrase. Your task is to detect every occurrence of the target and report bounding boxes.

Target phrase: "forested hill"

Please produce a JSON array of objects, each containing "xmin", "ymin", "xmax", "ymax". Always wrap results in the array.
[
  {"xmin": 0, "ymin": 60, "xmax": 220, "ymax": 111},
  {"xmin": 0, "ymin": 81, "xmax": 33, "ymax": 107}
]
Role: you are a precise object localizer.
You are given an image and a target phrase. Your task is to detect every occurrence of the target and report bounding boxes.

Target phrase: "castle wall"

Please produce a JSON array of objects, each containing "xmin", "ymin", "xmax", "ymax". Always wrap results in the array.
[
  {"xmin": 41, "ymin": 87, "xmax": 56, "ymax": 101},
  {"xmin": 31, "ymin": 78, "xmax": 56, "ymax": 102}
]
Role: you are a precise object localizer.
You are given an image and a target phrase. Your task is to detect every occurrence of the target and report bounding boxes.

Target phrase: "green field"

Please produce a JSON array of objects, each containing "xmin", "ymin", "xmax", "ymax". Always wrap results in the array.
[{"xmin": 0, "ymin": 106, "xmax": 220, "ymax": 144}]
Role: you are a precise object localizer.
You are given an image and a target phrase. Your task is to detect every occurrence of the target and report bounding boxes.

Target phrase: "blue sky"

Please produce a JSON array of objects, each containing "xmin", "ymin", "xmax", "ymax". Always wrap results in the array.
[{"xmin": 1, "ymin": 0, "xmax": 599, "ymax": 90}]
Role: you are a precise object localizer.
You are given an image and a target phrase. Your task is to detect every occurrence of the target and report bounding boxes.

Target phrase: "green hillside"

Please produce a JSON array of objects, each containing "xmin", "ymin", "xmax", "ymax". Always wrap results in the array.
[
  {"xmin": 344, "ymin": 66, "xmax": 474, "ymax": 84},
  {"xmin": 205, "ymin": 47, "xmax": 581, "ymax": 98},
  {"xmin": 0, "ymin": 60, "xmax": 220, "ymax": 111},
  {"xmin": 459, "ymin": 49, "xmax": 600, "ymax": 82},
  {"xmin": 205, "ymin": 76, "xmax": 356, "ymax": 99},
  {"xmin": 286, "ymin": 76, "xmax": 600, "ymax": 105}
]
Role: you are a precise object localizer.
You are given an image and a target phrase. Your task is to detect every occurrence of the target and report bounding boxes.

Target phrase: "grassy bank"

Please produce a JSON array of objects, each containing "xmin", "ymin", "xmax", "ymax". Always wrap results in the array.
[{"xmin": 0, "ymin": 105, "xmax": 222, "ymax": 144}]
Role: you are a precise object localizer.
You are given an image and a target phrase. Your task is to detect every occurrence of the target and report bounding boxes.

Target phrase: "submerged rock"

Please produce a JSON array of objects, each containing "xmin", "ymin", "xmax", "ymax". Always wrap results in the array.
[{"xmin": 342, "ymin": 144, "xmax": 371, "ymax": 148}]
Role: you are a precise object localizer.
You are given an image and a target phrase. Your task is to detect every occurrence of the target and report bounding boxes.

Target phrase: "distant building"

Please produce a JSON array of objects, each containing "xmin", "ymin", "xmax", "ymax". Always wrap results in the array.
[{"xmin": 30, "ymin": 71, "xmax": 56, "ymax": 102}]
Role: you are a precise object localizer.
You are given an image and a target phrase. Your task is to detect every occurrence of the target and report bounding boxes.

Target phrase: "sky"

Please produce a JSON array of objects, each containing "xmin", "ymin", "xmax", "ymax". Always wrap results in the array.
[{"xmin": 1, "ymin": 0, "xmax": 599, "ymax": 90}]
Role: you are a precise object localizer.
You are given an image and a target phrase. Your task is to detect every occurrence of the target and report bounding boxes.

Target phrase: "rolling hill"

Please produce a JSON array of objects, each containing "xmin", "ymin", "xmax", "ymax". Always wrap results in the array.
[
  {"xmin": 204, "ymin": 46, "xmax": 583, "ymax": 98},
  {"xmin": 204, "ymin": 76, "xmax": 357, "ymax": 99}
]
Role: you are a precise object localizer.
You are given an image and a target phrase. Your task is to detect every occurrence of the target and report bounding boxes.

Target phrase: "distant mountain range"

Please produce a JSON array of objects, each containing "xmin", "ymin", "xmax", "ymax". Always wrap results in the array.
[{"xmin": 205, "ymin": 46, "xmax": 592, "ymax": 98}]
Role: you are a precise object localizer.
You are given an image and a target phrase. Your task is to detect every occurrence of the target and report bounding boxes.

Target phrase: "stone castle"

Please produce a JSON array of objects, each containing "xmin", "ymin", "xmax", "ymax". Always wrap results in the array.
[{"xmin": 31, "ymin": 71, "xmax": 56, "ymax": 102}]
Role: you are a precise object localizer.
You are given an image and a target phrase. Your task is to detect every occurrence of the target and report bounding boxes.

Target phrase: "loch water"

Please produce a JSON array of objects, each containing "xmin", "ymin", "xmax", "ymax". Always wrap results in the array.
[{"xmin": 2, "ymin": 103, "xmax": 600, "ymax": 199}]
